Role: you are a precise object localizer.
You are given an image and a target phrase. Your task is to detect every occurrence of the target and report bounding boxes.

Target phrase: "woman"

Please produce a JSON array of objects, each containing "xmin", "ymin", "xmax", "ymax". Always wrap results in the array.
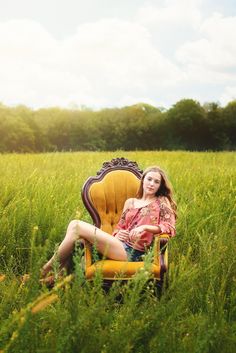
[{"xmin": 42, "ymin": 166, "xmax": 176, "ymax": 279}]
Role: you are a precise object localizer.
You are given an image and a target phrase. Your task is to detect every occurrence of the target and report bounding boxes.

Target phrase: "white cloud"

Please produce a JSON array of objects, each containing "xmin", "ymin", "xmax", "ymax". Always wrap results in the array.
[
  {"xmin": 65, "ymin": 19, "xmax": 182, "ymax": 85},
  {"xmin": 176, "ymin": 12, "xmax": 236, "ymax": 83},
  {"xmin": 220, "ymin": 86, "xmax": 236, "ymax": 106},
  {"xmin": 0, "ymin": 1, "xmax": 236, "ymax": 109},
  {"xmin": 135, "ymin": 0, "xmax": 202, "ymax": 29},
  {"xmin": 0, "ymin": 18, "xmax": 182, "ymax": 108},
  {"xmin": 0, "ymin": 19, "xmax": 57, "ymax": 60},
  {"xmin": 118, "ymin": 95, "xmax": 159, "ymax": 108}
]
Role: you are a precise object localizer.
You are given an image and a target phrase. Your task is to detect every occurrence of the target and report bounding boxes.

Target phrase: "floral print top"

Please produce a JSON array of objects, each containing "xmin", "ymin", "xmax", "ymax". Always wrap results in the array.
[{"xmin": 112, "ymin": 197, "xmax": 176, "ymax": 251}]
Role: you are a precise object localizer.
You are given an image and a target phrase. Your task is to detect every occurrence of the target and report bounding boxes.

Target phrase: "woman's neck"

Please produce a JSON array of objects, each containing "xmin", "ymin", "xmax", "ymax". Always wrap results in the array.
[{"xmin": 141, "ymin": 194, "xmax": 157, "ymax": 202}]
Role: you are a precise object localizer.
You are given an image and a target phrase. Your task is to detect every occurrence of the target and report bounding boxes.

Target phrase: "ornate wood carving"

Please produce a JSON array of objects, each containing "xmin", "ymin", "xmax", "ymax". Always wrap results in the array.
[{"xmin": 97, "ymin": 157, "xmax": 143, "ymax": 176}]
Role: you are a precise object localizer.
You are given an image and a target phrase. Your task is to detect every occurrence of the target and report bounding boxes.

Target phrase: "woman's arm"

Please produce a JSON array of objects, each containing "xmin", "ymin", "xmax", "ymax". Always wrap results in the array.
[
  {"xmin": 122, "ymin": 198, "xmax": 133, "ymax": 213},
  {"xmin": 129, "ymin": 224, "xmax": 161, "ymax": 240},
  {"xmin": 157, "ymin": 197, "xmax": 176, "ymax": 237},
  {"xmin": 129, "ymin": 197, "xmax": 176, "ymax": 240}
]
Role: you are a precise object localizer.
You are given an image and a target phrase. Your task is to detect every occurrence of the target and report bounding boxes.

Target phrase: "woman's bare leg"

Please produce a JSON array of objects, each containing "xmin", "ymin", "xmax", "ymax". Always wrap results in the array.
[{"xmin": 42, "ymin": 220, "xmax": 127, "ymax": 276}]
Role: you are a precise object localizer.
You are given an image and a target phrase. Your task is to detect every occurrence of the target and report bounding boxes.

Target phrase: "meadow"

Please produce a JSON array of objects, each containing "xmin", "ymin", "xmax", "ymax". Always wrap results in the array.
[{"xmin": 0, "ymin": 151, "xmax": 235, "ymax": 353}]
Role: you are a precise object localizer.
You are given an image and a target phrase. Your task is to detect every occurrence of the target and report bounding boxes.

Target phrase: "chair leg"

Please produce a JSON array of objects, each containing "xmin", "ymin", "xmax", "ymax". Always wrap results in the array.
[{"xmin": 155, "ymin": 280, "xmax": 163, "ymax": 298}]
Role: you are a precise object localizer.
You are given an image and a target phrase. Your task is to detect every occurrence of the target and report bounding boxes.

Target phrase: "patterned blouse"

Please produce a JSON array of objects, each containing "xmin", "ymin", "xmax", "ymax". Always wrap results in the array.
[{"xmin": 112, "ymin": 197, "xmax": 176, "ymax": 252}]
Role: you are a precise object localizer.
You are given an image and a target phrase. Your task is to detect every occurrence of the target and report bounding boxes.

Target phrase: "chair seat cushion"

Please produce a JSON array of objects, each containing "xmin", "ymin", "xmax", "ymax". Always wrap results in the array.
[{"xmin": 85, "ymin": 259, "xmax": 161, "ymax": 280}]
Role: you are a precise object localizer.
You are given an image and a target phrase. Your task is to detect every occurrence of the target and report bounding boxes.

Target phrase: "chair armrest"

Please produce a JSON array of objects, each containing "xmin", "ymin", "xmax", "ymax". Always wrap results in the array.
[
  {"xmin": 76, "ymin": 239, "xmax": 92, "ymax": 269},
  {"xmin": 153, "ymin": 234, "xmax": 169, "ymax": 265}
]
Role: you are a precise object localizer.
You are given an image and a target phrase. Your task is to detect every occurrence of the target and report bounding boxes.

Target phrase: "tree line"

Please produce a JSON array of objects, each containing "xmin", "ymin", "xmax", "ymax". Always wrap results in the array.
[{"xmin": 0, "ymin": 99, "xmax": 235, "ymax": 152}]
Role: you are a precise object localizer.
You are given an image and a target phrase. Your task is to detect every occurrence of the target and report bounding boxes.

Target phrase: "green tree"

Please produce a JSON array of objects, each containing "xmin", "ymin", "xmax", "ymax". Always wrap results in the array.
[
  {"xmin": 166, "ymin": 99, "xmax": 208, "ymax": 150},
  {"xmin": 0, "ymin": 104, "xmax": 36, "ymax": 152},
  {"xmin": 203, "ymin": 102, "xmax": 229, "ymax": 150},
  {"xmin": 222, "ymin": 100, "xmax": 236, "ymax": 149}
]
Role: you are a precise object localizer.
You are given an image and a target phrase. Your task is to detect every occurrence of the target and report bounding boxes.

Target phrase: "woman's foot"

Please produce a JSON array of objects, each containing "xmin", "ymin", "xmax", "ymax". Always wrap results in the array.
[
  {"xmin": 20, "ymin": 271, "xmax": 55, "ymax": 288},
  {"xmin": 39, "ymin": 274, "xmax": 55, "ymax": 288}
]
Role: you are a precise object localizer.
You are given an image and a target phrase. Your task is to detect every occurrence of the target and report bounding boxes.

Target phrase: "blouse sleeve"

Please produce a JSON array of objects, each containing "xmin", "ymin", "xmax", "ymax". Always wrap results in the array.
[{"xmin": 158, "ymin": 198, "xmax": 176, "ymax": 237}]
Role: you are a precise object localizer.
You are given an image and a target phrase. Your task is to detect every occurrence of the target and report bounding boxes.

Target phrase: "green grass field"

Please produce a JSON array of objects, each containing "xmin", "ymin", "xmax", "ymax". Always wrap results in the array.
[{"xmin": 0, "ymin": 151, "xmax": 235, "ymax": 353}]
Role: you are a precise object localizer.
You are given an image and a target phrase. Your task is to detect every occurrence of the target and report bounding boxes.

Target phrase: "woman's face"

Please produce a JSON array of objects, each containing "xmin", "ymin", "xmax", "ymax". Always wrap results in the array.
[{"xmin": 142, "ymin": 171, "xmax": 162, "ymax": 197}]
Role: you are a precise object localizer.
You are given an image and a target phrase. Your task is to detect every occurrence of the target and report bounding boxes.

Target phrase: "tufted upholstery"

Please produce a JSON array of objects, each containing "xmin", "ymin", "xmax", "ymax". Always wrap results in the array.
[{"xmin": 89, "ymin": 170, "xmax": 140, "ymax": 234}]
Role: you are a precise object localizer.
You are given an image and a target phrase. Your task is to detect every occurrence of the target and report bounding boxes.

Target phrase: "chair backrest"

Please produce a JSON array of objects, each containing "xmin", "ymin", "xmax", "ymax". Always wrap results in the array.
[{"xmin": 82, "ymin": 158, "xmax": 142, "ymax": 234}]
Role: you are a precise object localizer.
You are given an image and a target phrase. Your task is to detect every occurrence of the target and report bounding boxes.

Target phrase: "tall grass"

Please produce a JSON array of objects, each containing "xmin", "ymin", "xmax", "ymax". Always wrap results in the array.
[{"xmin": 0, "ymin": 151, "xmax": 235, "ymax": 353}]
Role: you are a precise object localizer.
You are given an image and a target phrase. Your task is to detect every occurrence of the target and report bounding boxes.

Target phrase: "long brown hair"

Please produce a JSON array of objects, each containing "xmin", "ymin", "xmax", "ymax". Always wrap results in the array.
[{"xmin": 136, "ymin": 166, "xmax": 177, "ymax": 213}]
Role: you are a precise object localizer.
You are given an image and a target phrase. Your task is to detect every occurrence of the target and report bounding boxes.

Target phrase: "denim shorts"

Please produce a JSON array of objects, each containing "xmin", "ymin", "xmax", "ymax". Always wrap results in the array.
[{"xmin": 122, "ymin": 243, "xmax": 145, "ymax": 262}]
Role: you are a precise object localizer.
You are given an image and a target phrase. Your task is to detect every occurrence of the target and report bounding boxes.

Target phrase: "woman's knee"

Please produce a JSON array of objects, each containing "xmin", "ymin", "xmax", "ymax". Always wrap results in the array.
[{"xmin": 67, "ymin": 220, "xmax": 80, "ymax": 238}]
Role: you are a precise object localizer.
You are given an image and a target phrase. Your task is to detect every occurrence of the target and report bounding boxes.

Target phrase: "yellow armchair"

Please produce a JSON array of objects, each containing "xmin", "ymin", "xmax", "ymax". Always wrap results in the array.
[{"xmin": 81, "ymin": 158, "xmax": 169, "ymax": 283}]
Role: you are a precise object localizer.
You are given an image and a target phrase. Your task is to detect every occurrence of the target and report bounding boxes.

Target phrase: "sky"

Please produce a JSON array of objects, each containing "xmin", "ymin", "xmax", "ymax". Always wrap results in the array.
[{"xmin": 0, "ymin": 0, "xmax": 236, "ymax": 110}]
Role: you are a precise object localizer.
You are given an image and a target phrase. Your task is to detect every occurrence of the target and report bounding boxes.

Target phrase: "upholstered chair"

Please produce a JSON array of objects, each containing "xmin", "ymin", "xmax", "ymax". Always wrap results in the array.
[{"xmin": 81, "ymin": 158, "xmax": 169, "ymax": 283}]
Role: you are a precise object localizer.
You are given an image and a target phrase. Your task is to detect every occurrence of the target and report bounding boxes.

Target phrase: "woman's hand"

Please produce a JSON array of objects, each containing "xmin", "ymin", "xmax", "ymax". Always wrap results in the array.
[
  {"xmin": 129, "ymin": 226, "xmax": 146, "ymax": 242},
  {"xmin": 115, "ymin": 230, "xmax": 130, "ymax": 242}
]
